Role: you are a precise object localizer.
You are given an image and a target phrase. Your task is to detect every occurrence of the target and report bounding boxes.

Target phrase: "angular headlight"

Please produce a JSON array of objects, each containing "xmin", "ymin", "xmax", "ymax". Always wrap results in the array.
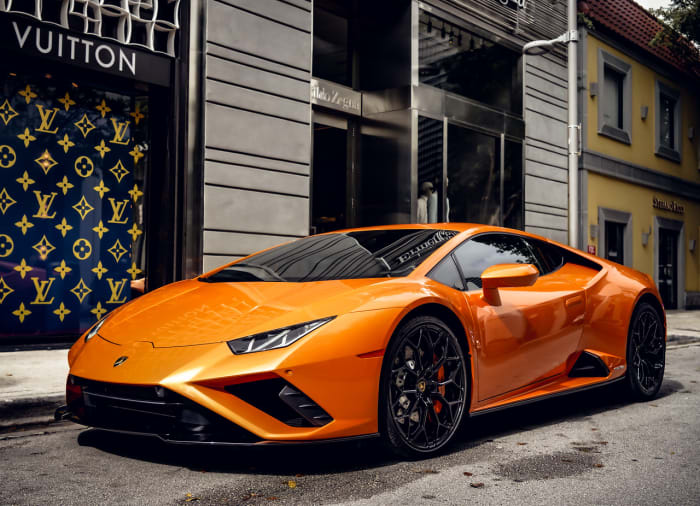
[
  {"xmin": 84, "ymin": 316, "xmax": 108, "ymax": 343},
  {"xmin": 227, "ymin": 317, "xmax": 335, "ymax": 355}
]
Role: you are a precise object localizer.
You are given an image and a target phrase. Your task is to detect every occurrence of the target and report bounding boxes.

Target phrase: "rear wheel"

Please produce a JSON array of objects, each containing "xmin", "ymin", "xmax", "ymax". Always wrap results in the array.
[
  {"xmin": 624, "ymin": 302, "xmax": 665, "ymax": 400},
  {"xmin": 380, "ymin": 316, "xmax": 469, "ymax": 458}
]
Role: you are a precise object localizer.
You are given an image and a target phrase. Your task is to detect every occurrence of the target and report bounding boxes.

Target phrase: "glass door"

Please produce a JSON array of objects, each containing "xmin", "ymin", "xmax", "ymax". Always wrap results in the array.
[{"xmin": 658, "ymin": 228, "xmax": 678, "ymax": 309}]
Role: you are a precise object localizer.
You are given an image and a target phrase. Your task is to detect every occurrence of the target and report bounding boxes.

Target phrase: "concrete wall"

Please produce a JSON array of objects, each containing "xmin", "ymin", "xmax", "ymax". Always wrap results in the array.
[{"xmin": 202, "ymin": 0, "xmax": 312, "ymax": 272}]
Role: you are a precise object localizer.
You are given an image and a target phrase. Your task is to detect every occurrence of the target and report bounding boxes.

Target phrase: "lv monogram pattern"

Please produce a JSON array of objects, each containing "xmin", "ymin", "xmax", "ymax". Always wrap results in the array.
[{"xmin": 0, "ymin": 74, "xmax": 144, "ymax": 337}]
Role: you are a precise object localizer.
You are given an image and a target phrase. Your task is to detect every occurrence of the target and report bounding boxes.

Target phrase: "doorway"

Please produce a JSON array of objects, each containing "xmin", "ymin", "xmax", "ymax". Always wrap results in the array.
[
  {"xmin": 311, "ymin": 114, "xmax": 349, "ymax": 235},
  {"xmin": 658, "ymin": 227, "xmax": 679, "ymax": 309}
]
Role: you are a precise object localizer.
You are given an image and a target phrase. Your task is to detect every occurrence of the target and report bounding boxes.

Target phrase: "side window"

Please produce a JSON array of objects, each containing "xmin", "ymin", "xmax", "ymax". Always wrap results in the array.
[
  {"xmin": 525, "ymin": 239, "xmax": 565, "ymax": 275},
  {"xmin": 427, "ymin": 256, "xmax": 465, "ymax": 291},
  {"xmin": 453, "ymin": 234, "xmax": 539, "ymax": 290}
]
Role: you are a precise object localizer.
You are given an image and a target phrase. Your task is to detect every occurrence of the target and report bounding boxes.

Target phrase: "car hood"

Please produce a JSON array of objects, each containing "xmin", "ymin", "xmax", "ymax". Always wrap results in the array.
[{"xmin": 98, "ymin": 277, "xmax": 412, "ymax": 347}]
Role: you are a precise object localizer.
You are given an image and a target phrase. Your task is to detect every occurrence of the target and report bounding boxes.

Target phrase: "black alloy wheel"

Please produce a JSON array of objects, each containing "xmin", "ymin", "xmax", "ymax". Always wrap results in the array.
[
  {"xmin": 625, "ymin": 302, "xmax": 666, "ymax": 400},
  {"xmin": 380, "ymin": 316, "xmax": 469, "ymax": 458}
]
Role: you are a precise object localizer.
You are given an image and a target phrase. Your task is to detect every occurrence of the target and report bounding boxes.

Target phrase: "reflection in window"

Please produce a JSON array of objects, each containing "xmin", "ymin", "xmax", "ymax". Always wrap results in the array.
[
  {"xmin": 447, "ymin": 125, "xmax": 500, "ymax": 226},
  {"xmin": 453, "ymin": 234, "xmax": 538, "ymax": 290},
  {"xmin": 207, "ymin": 229, "xmax": 458, "ymax": 282},
  {"xmin": 659, "ymin": 93, "xmax": 676, "ymax": 150},
  {"xmin": 504, "ymin": 141, "xmax": 523, "ymax": 230},
  {"xmin": 313, "ymin": 1, "xmax": 351, "ymax": 86},
  {"xmin": 418, "ymin": 117, "xmax": 443, "ymax": 223},
  {"xmin": 419, "ymin": 11, "xmax": 521, "ymax": 113}
]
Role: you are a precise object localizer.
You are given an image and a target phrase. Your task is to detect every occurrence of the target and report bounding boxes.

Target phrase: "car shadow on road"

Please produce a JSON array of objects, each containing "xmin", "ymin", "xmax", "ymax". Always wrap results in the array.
[{"xmin": 76, "ymin": 377, "xmax": 684, "ymax": 475}]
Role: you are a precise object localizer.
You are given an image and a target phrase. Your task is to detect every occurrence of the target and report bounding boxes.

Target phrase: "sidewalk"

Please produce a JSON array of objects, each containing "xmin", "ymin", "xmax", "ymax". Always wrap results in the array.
[{"xmin": 1, "ymin": 311, "xmax": 699, "ymax": 431}]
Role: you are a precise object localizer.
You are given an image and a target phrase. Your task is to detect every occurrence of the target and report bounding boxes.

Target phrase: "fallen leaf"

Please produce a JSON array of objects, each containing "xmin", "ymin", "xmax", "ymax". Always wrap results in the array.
[
  {"xmin": 470, "ymin": 482, "xmax": 485, "ymax": 488},
  {"xmin": 671, "ymin": 451, "xmax": 676, "ymax": 455},
  {"xmin": 287, "ymin": 481, "xmax": 297, "ymax": 489},
  {"xmin": 415, "ymin": 469, "xmax": 439, "ymax": 474},
  {"xmin": 422, "ymin": 495, "xmax": 436, "ymax": 500},
  {"xmin": 6, "ymin": 373, "xmax": 12, "ymax": 376},
  {"xmin": 594, "ymin": 463, "xmax": 604, "ymax": 468},
  {"xmin": 595, "ymin": 441, "xmax": 608, "ymax": 445},
  {"xmin": 517, "ymin": 442, "xmax": 527, "ymax": 446},
  {"xmin": 295, "ymin": 473, "xmax": 304, "ymax": 477},
  {"xmin": 513, "ymin": 479, "xmax": 525, "ymax": 483},
  {"xmin": 463, "ymin": 472, "xmax": 473, "ymax": 476},
  {"xmin": 649, "ymin": 403, "xmax": 659, "ymax": 407},
  {"xmin": 184, "ymin": 492, "xmax": 200, "ymax": 503},
  {"xmin": 591, "ymin": 428, "xmax": 598, "ymax": 431},
  {"xmin": 266, "ymin": 497, "xmax": 278, "ymax": 501},
  {"xmin": 631, "ymin": 459, "xmax": 638, "ymax": 462},
  {"xmin": 561, "ymin": 458, "xmax": 573, "ymax": 463}
]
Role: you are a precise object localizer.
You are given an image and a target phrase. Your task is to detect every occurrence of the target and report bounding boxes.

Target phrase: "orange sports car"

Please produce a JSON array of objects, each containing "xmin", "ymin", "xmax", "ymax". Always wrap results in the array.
[{"xmin": 58, "ymin": 224, "xmax": 666, "ymax": 457}]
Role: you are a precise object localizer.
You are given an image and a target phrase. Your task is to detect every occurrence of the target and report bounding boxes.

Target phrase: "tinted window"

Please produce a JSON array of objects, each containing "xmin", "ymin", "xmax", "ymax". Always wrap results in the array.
[
  {"xmin": 427, "ymin": 256, "xmax": 464, "ymax": 290},
  {"xmin": 525, "ymin": 238, "xmax": 565, "ymax": 275},
  {"xmin": 453, "ymin": 234, "xmax": 538, "ymax": 290},
  {"xmin": 204, "ymin": 229, "xmax": 458, "ymax": 283}
]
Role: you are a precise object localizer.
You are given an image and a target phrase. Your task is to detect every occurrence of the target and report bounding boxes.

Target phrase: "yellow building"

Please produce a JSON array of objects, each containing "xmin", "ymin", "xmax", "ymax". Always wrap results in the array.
[{"xmin": 578, "ymin": 0, "xmax": 700, "ymax": 309}]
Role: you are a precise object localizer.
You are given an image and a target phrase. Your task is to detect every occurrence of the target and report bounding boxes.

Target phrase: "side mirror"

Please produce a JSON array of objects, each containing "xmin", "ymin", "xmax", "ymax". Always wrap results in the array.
[{"xmin": 481, "ymin": 263, "xmax": 539, "ymax": 305}]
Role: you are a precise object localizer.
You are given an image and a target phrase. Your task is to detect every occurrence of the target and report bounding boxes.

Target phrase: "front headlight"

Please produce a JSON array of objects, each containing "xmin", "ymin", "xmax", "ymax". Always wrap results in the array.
[
  {"xmin": 84, "ymin": 316, "xmax": 108, "ymax": 342},
  {"xmin": 227, "ymin": 317, "xmax": 335, "ymax": 355}
]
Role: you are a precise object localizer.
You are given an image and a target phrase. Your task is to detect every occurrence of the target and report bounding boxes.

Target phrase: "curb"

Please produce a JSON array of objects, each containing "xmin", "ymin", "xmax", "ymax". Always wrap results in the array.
[{"xmin": 0, "ymin": 394, "xmax": 65, "ymax": 432}]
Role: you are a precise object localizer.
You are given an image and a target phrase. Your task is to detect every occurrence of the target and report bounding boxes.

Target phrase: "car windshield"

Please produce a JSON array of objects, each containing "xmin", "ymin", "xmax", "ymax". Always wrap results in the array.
[{"xmin": 203, "ymin": 229, "xmax": 458, "ymax": 282}]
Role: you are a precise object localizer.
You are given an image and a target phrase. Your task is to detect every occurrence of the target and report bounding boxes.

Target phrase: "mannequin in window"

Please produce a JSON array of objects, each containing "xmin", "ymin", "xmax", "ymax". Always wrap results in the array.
[
  {"xmin": 417, "ymin": 181, "xmax": 433, "ymax": 223},
  {"xmin": 428, "ymin": 178, "xmax": 438, "ymax": 223}
]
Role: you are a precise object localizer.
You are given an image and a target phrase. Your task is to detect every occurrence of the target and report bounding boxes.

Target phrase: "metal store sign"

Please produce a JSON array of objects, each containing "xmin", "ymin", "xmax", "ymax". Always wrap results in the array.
[
  {"xmin": 311, "ymin": 78, "xmax": 362, "ymax": 116},
  {"xmin": 2, "ymin": 16, "xmax": 172, "ymax": 86}
]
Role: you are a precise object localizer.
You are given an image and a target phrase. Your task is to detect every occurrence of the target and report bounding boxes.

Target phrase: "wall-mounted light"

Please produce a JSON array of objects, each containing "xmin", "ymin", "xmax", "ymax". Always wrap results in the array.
[
  {"xmin": 641, "ymin": 106, "xmax": 649, "ymax": 120},
  {"xmin": 590, "ymin": 223, "xmax": 599, "ymax": 238},
  {"xmin": 690, "ymin": 239, "xmax": 697, "ymax": 253},
  {"xmin": 589, "ymin": 82, "xmax": 598, "ymax": 98},
  {"xmin": 642, "ymin": 226, "xmax": 651, "ymax": 247}
]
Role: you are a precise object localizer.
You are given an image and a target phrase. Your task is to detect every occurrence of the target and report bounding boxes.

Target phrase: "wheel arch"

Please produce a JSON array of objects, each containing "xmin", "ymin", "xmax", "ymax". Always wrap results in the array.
[
  {"xmin": 396, "ymin": 303, "xmax": 472, "ymax": 357},
  {"xmin": 634, "ymin": 291, "xmax": 667, "ymax": 339}
]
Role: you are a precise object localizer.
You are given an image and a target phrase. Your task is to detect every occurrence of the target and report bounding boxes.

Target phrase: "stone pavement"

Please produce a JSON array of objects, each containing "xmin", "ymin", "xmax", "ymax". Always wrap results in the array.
[{"xmin": 0, "ymin": 310, "xmax": 698, "ymax": 430}]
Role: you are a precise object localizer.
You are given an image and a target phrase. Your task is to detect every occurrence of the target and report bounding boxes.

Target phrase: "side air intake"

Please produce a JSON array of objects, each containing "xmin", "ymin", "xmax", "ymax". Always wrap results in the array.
[{"xmin": 569, "ymin": 351, "xmax": 610, "ymax": 378}]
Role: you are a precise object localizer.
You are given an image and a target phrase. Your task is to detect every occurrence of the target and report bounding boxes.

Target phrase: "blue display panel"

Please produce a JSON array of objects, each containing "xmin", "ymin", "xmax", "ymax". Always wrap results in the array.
[{"xmin": 0, "ymin": 72, "xmax": 144, "ymax": 338}]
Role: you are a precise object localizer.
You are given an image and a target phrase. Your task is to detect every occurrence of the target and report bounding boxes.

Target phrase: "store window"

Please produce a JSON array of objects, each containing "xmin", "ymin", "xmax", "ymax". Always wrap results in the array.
[
  {"xmin": 418, "ymin": 11, "xmax": 522, "ymax": 114},
  {"xmin": 417, "ymin": 116, "xmax": 444, "ymax": 223},
  {"xmin": 313, "ymin": 0, "xmax": 353, "ymax": 87},
  {"xmin": 597, "ymin": 50, "xmax": 631, "ymax": 144},
  {"xmin": 445, "ymin": 124, "xmax": 522, "ymax": 227},
  {"xmin": 0, "ymin": 69, "xmax": 148, "ymax": 338},
  {"xmin": 655, "ymin": 80, "xmax": 681, "ymax": 163}
]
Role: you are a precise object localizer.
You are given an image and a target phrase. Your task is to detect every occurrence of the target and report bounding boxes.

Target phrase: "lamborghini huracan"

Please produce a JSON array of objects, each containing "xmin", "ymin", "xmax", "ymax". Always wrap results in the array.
[{"xmin": 58, "ymin": 224, "xmax": 666, "ymax": 457}]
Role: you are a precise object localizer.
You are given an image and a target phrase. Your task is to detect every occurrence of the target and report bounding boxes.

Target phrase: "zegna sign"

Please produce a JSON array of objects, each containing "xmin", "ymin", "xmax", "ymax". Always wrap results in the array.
[
  {"xmin": 2, "ymin": 16, "xmax": 171, "ymax": 87},
  {"xmin": 311, "ymin": 78, "xmax": 362, "ymax": 116}
]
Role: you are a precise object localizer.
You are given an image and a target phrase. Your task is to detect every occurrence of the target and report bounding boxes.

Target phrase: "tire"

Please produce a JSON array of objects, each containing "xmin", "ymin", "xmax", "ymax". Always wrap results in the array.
[
  {"xmin": 379, "ymin": 315, "xmax": 470, "ymax": 459},
  {"xmin": 624, "ymin": 302, "xmax": 666, "ymax": 401}
]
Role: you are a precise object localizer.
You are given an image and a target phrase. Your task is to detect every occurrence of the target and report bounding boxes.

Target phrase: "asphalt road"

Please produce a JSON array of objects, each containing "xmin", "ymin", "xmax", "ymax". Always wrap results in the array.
[{"xmin": 1, "ymin": 344, "xmax": 698, "ymax": 506}]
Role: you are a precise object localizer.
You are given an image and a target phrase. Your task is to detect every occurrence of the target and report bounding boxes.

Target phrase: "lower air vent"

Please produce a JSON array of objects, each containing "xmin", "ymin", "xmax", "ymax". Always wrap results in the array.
[
  {"xmin": 226, "ymin": 378, "xmax": 332, "ymax": 427},
  {"xmin": 569, "ymin": 351, "xmax": 610, "ymax": 378}
]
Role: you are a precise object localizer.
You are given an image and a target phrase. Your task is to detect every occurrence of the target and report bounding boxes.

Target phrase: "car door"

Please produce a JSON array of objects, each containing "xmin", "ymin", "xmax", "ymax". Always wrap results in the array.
[{"xmin": 452, "ymin": 233, "xmax": 586, "ymax": 402}]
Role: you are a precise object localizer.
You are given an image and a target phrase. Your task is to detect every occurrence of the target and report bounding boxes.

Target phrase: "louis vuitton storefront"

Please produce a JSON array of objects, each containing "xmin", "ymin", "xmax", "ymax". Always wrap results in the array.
[{"xmin": 0, "ymin": 2, "xmax": 187, "ymax": 341}]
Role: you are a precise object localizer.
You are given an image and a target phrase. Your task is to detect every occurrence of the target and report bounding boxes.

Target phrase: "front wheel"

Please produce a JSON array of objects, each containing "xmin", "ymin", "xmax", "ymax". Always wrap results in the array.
[
  {"xmin": 380, "ymin": 316, "xmax": 469, "ymax": 458},
  {"xmin": 624, "ymin": 302, "xmax": 666, "ymax": 400}
]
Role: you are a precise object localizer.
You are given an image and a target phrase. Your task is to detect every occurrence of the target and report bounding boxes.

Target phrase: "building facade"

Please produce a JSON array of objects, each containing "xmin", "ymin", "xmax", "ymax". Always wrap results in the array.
[
  {"xmin": 197, "ymin": 0, "xmax": 572, "ymax": 273},
  {"xmin": 578, "ymin": 0, "xmax": 700, "ymax": 309},
  {"xmin": 0, "ymin": 0, "xmax": 573, "ymax": 341}
]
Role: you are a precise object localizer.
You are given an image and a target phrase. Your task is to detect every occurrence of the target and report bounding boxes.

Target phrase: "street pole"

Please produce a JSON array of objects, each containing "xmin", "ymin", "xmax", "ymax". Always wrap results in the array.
[
  {"xmin": 523, "ymin": 0, "xmax": 580, "ymax": 249},
  {"xmin": 567, "ymin": 0, "xmax": 579, "ymax": 249}
]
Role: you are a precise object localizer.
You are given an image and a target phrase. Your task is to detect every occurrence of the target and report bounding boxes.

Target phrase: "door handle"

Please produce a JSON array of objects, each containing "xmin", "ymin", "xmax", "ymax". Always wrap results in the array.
[{"xmin": 565, "ymin": 295, "xmax": 584, "ymax": 307}]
